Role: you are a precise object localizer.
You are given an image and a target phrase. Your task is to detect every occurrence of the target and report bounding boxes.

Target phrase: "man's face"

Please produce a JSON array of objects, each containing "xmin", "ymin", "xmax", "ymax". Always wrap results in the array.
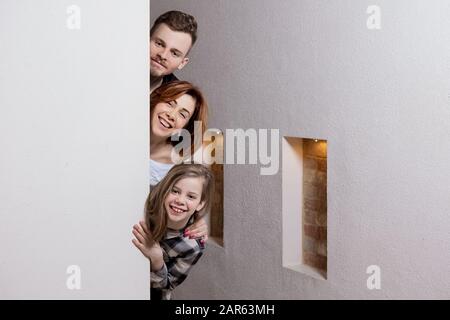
[{"xmin": 150, "ymin": 23, "xmax": 192, "ymax": 78}]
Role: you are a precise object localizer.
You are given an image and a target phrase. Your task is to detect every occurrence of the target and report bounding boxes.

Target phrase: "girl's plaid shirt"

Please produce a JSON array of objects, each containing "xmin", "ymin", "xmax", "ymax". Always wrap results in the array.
[{"xmin": 150, "ymin": 225, "xmax": 205, "ymax": 300}]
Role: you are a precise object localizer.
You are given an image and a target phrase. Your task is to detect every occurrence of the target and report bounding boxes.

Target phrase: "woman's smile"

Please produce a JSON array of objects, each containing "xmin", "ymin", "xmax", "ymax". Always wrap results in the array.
[{"xmin": 158, "ymin": 115, "xmax": 173, "ymax": 129}]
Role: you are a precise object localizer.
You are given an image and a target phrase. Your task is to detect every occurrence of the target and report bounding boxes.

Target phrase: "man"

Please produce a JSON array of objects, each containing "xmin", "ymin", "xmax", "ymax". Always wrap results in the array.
[{"xmin": 150, "ymin": 11, "xmax": 198, "ymax": 93}]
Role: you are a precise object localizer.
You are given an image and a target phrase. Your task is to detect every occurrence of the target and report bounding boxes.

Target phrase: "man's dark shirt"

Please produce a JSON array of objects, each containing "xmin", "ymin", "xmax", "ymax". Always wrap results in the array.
[{"xmin": 162, "ymin": 73, "xmax": 178, "ymax": 85}]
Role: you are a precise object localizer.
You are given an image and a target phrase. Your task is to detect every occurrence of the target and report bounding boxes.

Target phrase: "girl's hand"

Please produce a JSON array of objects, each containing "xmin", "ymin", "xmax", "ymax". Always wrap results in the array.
[
  {"xmin": 132, "ymin": 221, "xmax": 163, "ymax": 262},
  {"xmin": 184, "ymin": 216, "xmax": 208, "ymax": 244}
]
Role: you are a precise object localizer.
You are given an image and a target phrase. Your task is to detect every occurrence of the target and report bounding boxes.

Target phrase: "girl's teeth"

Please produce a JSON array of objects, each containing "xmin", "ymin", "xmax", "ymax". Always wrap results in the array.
[{"xmin": 172, "ymin": 206, "xmax": 184, "ymax": 213}]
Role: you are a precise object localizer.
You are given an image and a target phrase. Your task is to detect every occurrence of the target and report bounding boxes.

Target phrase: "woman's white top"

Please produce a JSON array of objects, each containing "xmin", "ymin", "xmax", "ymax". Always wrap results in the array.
[
  {"xmin": 149, "ymin": 146, "xmax": 207, "ymax": 187},
  {"xmin": 149, "ymin": 159, "xmax": 175, "ymax": 188}
]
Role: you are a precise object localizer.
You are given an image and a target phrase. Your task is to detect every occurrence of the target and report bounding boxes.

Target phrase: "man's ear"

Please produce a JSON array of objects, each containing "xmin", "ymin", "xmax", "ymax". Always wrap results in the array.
[
  {"xmin": 177, "ymin": 57, "xmax": 189, "ymax": 70},
  {"xmin": 195, "ymin": 200, "xmax": 205, "ymax": 212}
]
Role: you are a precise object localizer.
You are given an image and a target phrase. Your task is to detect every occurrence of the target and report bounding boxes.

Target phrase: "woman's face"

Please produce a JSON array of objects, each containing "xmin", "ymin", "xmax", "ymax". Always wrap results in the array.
[
  {"xmin": 164, "ymin": 177, "xmax": 205, "ymax": 230},
  {"xmin": 151, "ymin": 94, "xmax": 197, "ymax": 140}
]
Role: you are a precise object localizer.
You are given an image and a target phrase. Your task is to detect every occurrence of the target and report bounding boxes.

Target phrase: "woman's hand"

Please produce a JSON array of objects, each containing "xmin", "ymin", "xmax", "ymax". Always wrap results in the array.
[
  {"xmin": 184, "ymin": 216, "xmax": 208, "ymax": 244},
  {"xmin": 132, "ymin": 221, "xmax": 164, "ymax": 269}
]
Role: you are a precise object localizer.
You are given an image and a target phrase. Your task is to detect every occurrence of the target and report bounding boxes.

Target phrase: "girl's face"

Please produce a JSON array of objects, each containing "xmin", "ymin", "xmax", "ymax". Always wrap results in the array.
[
  {"xmin": 164, "ymin": 176, "xmax": 205, "ymax": 230},
  {"xmin": 151, "ymin": 94, "xmax": 196, "ymax": 140}
]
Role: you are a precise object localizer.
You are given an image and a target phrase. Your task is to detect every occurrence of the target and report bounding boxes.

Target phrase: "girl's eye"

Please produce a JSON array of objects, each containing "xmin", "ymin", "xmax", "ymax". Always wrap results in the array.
[
  {"xmin": 171, "ymin": 189, "xmax": 179, "ymax": 194},
  {"xmin": 179, "ymin": 112, "xmax": 187, "ymax": 119},
  {"xmin": 188, "ymin": 195, "xmax": 196, "ymax": 200}
]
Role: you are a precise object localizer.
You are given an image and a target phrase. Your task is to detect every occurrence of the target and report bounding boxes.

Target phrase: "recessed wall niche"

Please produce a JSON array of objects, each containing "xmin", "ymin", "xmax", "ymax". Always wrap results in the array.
[
  {"xmin": 282, "ymin": 137, "xmax": 327, "ymax": 280},
  {"xmin": 209, "ymin": 162, "xmax": 223, "ymax": 246},
  {"xmin": 204, "ymin": 131, "xmax": 224, "ymax": 247}
]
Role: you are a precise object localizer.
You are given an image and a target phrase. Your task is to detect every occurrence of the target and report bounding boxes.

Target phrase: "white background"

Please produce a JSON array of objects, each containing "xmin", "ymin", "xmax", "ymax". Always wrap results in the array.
[{"xmin": 0, "ymin": 0, "xmax": 149, "ymax": 299}]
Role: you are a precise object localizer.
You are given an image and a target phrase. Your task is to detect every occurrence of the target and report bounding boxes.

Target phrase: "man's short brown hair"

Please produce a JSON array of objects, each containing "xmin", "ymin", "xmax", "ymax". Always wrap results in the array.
[{"xmin": 150, "ymin": 10, "xmax": 198, "ymax": 46}]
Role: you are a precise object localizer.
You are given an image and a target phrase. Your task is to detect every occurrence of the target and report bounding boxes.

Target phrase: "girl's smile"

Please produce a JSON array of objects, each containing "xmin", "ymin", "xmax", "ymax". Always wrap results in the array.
[{"xmin": 168, "ymin": 203, "xmax": 187, "ymax": 215}]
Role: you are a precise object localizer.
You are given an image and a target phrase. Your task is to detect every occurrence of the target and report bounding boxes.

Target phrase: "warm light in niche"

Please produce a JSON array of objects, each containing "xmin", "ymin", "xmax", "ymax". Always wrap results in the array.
[{"xmin": 308, "ymin": 139, "xmax": 327, "ymax": 157}]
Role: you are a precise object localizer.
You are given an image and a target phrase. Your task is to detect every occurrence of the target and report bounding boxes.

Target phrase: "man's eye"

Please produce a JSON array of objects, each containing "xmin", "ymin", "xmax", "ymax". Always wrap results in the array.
[{"xmin": 172, "ymin": 51, "xmax": 180, "ymax": 57}]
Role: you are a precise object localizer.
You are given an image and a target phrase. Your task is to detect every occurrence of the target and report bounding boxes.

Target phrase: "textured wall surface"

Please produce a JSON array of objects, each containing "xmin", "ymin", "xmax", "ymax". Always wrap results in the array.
[{"xmin": 151, "ymin": 0, "xmax": 450, "ymax": 299}]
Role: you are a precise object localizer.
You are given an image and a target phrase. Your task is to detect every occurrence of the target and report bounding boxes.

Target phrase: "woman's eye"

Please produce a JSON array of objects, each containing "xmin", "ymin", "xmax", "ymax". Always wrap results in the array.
[
  {"xmin": 171, "ymin": 189, "xmax": 179, "ymax": 194},
  {"xmin": 180, "ymin": 112, "xmax": 187, "ymax": 119},
  {"xmin": 188, "ymin": 195, "xmax": 196, "ymax": 200}
]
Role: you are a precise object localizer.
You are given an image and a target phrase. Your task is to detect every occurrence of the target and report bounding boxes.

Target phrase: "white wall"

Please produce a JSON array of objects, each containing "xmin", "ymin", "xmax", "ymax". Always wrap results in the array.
[
  {"xmin": 0, "ymin": 0, "xmax": 149, "ymax": 299},
  {"xmin": 151, "ymin": 0, "xmax": 450, "ymax": 299}
]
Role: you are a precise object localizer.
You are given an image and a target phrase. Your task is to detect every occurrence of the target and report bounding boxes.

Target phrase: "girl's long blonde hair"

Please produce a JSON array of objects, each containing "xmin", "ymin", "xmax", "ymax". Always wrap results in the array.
[{"xmin": 145, "ymin": 164, "xmax": 214, "ymax": 243}]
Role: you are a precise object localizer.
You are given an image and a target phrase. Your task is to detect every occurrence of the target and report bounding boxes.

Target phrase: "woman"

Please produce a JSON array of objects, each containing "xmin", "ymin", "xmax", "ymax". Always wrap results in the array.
[{"xmin": 149, "ymin": 80, "xmax": 209, "ymax": 241}]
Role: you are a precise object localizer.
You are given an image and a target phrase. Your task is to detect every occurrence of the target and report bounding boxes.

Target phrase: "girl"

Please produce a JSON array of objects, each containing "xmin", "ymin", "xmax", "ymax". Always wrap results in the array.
[
  {"xmin": 132, "ymin": 164, "xmax": 214, "ymax": 300},
  {"xmin": 149, "ymin": 80, "xmax": 209, "ymax": 242}
]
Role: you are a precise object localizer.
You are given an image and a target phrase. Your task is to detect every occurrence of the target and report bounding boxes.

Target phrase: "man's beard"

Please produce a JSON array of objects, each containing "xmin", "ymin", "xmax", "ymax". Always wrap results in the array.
[
  {"xmin": 150, "ymin": 57, "xmax": 168, "ymax": 78},
  {"xmin": 150, "ymin": 68, "xmax": 166, "ymax": 78}
]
